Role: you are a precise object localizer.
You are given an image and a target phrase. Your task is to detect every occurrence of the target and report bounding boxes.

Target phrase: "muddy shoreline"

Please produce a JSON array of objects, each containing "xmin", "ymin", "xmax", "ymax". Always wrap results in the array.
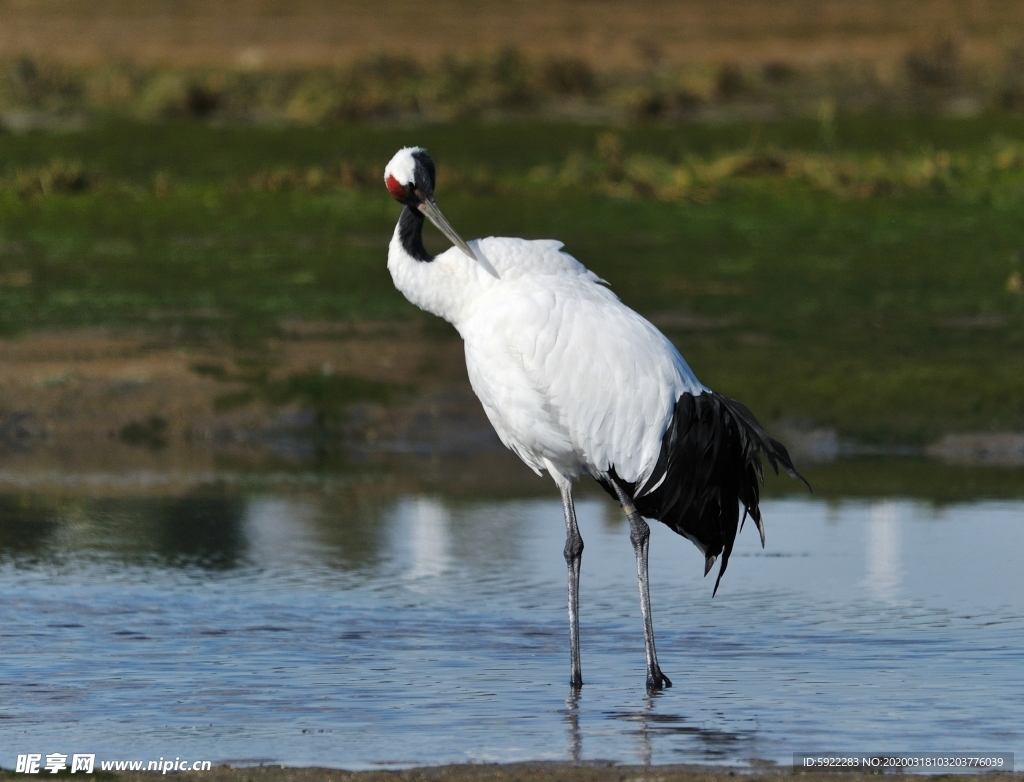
[
  {"xmin": 0, "ymin": 323, "xmax": 492, "ymax": 471},
  {"xmin": 1, "ymin": 325, "xmax": 1023, "ymax": 497},
  {"xmin": 82, "ymin": 763, "xmax": 1024, "ymax": 782}
]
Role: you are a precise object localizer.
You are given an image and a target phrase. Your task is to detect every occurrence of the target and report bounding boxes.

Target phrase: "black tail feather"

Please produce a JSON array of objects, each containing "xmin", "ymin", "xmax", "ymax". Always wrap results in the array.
[
  {"xmin": 599, "ymin": 391, "xmax": 808, "ymax": 595},
  {"xmin": 703, "ymin": 554, "xmax": 717, "ymax": 576},
  {"xmin": 718, "ymin": 397, "xmax": 810, "ymax": 490}
]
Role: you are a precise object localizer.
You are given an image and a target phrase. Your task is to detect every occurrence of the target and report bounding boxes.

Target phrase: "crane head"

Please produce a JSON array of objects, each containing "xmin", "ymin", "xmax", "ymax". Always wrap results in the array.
[
  {"xmin": 384, "ymin": 146, "xmax": 435, "ymax": 205},
  {"xmin": 384, "ymin": 147, "xmax": 482, "ymax": 265}
]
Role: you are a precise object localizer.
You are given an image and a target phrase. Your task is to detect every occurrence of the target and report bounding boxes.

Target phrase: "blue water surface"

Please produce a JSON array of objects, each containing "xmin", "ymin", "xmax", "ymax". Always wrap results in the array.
[{"xmin": 1, "ymin": 489, "xmax": 1022, "ymax": 769}]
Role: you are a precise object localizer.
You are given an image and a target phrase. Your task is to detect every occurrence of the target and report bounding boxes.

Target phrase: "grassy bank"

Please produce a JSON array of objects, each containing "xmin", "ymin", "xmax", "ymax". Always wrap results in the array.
[{"xmin": 1, "ymin": 116, "xmax": 1023, "ymax": 448}]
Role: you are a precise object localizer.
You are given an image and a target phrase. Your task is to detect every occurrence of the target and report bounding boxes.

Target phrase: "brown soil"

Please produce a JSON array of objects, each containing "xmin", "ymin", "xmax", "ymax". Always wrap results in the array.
[
  {"xmin": 0, "ymin": 322, "xmax": 521, "ymax": 493},
  {"xmin": 0, "ymin": 0, "xmax": 1021, "ymax": 69}
]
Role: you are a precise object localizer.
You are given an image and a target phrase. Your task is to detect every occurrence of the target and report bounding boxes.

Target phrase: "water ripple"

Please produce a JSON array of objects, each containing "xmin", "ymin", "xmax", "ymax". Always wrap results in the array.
[{"xmin": 1, "ymin": 494, "xmax": 1022, "ymax": 768}]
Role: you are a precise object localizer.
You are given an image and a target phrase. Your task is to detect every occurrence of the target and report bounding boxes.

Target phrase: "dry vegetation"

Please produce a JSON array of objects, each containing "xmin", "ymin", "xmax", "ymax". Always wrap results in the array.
[
  {"xmin": 2, "ymin": 44, "xmax": 1024, "ymax": 125},
  {"xmin": 9, "ymin": 131, "xmax": 1024, "ymax": 205},
  {"xmin": 509, "ymin": 132, "xmax": 1024, "ymax": 201},
  {"xmin": 1, "ymin": 0, "xmax": 1023, "ymax": 69},
  {"xmin": 2, "ymin": 0, "xmax": 1024, "ymax": 124}
]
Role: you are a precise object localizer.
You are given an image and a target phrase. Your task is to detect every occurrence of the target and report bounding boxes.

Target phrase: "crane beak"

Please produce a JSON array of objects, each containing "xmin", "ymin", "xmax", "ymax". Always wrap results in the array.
[
  {"xmin": 417, "ymin": 198, "xmax": 477, "ymax": 261},
  {"xmin": 417, "ymin": 197, "xmax": 500, "ymax": 279}
]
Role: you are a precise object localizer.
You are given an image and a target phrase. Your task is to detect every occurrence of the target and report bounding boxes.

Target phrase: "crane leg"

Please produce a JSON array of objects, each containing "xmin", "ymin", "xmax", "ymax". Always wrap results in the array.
[
  {"xmin": 558, "ymin": 480, "xmax": 584, "ymax": 689},
  {"xmin": 609, "ymin": 479, "xmax": 672, "ymax": 692}
]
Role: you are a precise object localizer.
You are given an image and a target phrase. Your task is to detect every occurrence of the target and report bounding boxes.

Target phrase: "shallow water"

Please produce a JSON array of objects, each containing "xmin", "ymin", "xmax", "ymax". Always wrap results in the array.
[{"xmin": 1, "ymin": 488, "xmax": 1022, "ymax": 769}]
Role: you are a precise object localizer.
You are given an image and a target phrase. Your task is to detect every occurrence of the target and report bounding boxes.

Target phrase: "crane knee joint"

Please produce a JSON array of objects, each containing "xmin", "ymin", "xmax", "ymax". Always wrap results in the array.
[
  {"xmin": 628, "ymin": 518, "xmax": 650, "ymax": 548},
  {"xmin": 563, "ymin": 536, "xmax": 584, "ymax": 562}
]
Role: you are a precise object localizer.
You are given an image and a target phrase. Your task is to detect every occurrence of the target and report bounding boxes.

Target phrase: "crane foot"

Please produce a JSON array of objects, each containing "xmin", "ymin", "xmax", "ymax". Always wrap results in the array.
[{"xmin": 646, "ymin": 668, "xmax": 673, "ymax": 692}]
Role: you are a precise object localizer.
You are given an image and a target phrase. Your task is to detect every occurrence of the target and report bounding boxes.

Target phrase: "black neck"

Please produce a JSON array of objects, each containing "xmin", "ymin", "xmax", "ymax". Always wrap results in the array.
[{"xmin": 398, "ymin": 205, "xmax": 433, "ymax": 263}]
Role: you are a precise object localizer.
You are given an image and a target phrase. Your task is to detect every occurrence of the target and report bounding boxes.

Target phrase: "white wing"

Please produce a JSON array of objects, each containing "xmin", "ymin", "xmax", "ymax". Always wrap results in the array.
[{"xmin": 461, "ymin": 239, "xmax": 704, "ymax": 485}]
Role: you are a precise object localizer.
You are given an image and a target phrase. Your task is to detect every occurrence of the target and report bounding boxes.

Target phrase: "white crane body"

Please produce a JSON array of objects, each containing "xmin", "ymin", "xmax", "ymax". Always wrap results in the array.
[
  {"xmin": 383, "ymin": 146, "xmax": 805, "ymax": 692},
  {"xmin": 389, "ymin": 234, "xmax": 705, "ymax": 486}
]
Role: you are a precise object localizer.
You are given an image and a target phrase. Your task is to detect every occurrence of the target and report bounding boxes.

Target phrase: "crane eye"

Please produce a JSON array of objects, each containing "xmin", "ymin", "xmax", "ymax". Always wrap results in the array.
[{"xmin": 385, "ymin": 175, "xmax": 411, "ymax": 201}]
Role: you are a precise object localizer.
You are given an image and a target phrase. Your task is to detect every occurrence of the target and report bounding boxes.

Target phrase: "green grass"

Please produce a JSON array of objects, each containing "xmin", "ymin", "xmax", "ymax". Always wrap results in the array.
[{"xmin": 1, "ymin": 116, "xmax": 1024, "ymax": 445}]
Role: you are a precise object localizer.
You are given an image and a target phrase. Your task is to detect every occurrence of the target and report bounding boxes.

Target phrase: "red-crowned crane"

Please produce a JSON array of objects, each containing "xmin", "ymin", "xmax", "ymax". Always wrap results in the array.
[{"xmin": 384, "ymin": 146, "xmax": 807, "ymax": 692}]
